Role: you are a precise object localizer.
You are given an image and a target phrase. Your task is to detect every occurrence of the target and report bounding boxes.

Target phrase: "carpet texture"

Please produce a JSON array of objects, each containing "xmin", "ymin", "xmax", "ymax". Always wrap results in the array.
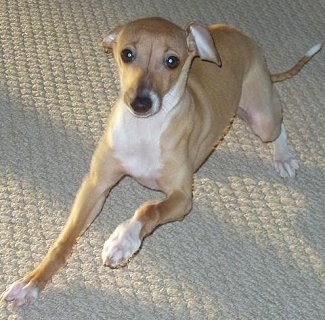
[{"xmin": 0, "ymin": 0, "xmax": 324, "ymax": 319}]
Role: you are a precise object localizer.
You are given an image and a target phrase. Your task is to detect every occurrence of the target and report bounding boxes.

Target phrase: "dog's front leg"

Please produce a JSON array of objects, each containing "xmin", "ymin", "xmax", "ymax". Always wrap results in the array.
[
  {"xmin": 1, "ymin": 137, "xmax": 123, "ymax": 306},
  {"xmin": 102, "ymin": 175, "xmax": 193, "ymax": 268}
]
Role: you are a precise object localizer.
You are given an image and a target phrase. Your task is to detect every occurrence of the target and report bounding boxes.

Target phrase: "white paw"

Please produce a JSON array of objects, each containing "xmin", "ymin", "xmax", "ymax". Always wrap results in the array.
[
  {"xmin": 1, "ymin": 280, "xmax": 39, "ymax": 307},
  {"xmin": 273, "ymin": 124, "xmax": 299, "ymax": 178},
  {"xmin": 274, "ymin": 153, "xmax": 299, "ymax": 178},
  {"xmin": 102, "ymin": 219, "xmax": 142, "ymax": 268}
]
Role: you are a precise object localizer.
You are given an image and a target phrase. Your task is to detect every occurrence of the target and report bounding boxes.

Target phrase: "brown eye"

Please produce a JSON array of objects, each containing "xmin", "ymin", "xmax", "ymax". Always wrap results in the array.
[
  {"xmin": 165, "ymin": 55, "xmax": 180, "ymax": 69},
  {"xmin": 121, "ymin": 49, "xmax": 135, "ymax": 63}
]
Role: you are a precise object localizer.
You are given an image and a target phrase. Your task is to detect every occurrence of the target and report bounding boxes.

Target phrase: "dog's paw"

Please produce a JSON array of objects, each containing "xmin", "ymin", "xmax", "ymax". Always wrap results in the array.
[
  {"xmin": 1, "ymin": 280, "xmax": 39, "ymax": 307},
  {"xmin": 274, "ymin": 153, "xmax": 299, "ymax": 178},
  {"xmin": 102, "ymin": 219, "xmax": 142, "ymax": 268},
  {"xmin": 273, "ymin": 124, "xmax": 299, "ymax": 178}
]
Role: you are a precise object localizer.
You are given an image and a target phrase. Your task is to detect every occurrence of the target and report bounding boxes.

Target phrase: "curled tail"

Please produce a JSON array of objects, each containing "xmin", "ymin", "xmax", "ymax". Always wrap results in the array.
[{"xmin": 271, "ymin": 43, "xmax": 322, "ymax": 83}]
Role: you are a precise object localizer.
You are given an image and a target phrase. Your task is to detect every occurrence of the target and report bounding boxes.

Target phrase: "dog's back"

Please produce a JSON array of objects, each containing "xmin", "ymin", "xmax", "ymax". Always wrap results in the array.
[{"xmin": 187, "ymin": 25, "xmax": 261, "ymax": 163}]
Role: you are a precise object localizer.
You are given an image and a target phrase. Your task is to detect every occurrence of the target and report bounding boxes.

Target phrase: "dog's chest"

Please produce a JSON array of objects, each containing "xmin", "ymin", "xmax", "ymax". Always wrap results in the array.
[{"xmin": 110, "ymin": 110, "xmax": 166, "ymax": 188}]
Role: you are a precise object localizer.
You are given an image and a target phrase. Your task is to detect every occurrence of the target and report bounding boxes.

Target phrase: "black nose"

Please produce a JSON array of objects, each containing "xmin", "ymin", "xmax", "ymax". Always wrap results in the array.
[{"xmin": 130, "ymin": 96, "xmax": 153, "ymax": 114}]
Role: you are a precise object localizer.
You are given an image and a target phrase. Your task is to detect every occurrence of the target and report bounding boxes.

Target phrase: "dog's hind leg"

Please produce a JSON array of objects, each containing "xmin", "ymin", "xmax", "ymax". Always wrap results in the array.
[{"xmin": 238, "ymin": 60, "xmax": 299, "ymax": 177}]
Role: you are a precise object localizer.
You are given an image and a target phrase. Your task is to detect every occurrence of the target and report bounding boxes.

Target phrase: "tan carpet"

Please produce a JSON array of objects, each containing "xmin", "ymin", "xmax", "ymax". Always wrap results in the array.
[{"xmin": 1, "ymin": 0, "xmax": 324, "ymax": 319}]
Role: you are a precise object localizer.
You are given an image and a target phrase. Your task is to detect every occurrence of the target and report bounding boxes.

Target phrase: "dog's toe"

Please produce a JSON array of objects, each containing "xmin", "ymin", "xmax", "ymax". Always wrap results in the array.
[
  {"xmin": 1, "ymin": 280, "xmax": 39, "ymax": 307},
  {"xmin": 274, "ymin": 155, "xmax": 299, "ymax": 178},
  {"xmin": 102, "ymin": 219, "xmax": 142, "ymax": 268}
]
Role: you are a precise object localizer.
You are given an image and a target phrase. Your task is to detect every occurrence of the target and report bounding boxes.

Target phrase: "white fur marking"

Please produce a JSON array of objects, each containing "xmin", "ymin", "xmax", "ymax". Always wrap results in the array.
[
  {"xmin": 273, "ymin": 124, "xmax": 299, "ymax": 178},
  {"xmin": 161, "ymin": 55, "xmax": 193, "ymax": 113},
  {"xmin": 147, "ymin": 90, "xmax": 160, "ymax": 116},
  {"xmin": 102, "ymin": 219, "xmax": 142, "ymax": 268},
  {"xmin": 305, "ymin": 43, "xmax": 322, "ymax": 57},
  {"xmin": 111, "ymin": 100, "xmax": 171, "ymax": 188},
  {"xmin": 1, "ymin": 281, "xmax": 39, "ymax": 307}
]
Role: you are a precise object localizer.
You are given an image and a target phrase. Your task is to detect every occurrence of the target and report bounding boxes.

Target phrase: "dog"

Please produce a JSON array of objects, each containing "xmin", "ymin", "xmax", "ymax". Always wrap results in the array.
[{"xmin": 1, "ymin": 17, "xmax": 321, "ymax": 306}]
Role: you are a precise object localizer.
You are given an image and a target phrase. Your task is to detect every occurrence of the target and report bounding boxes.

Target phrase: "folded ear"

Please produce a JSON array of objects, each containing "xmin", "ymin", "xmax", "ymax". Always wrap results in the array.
[
  {"xmin": 102, "ymin": 25, "xmax": 123, "ymax": 50},
  {"xmin": 186, "ymin": 23, "xmax": 222, "ymax": 67}
]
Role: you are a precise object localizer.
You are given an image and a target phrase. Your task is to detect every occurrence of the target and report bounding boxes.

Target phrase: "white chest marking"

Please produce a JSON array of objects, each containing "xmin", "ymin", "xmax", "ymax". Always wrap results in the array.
[{"xmin": 110, "ymin": 103, "xmax": 168, "ymax": 188}]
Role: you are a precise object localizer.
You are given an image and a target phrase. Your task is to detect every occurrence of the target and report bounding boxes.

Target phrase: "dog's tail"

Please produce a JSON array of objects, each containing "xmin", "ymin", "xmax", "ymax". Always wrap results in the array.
[{"xmin": 271, "ymin": 43, "xmax": 322, "ymax": 83}]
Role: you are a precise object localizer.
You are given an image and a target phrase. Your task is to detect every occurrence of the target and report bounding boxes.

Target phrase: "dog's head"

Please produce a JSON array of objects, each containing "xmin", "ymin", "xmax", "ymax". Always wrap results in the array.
[{"xmin": 103, "ymin": 17, "xmax": 221, "ymax": 117}]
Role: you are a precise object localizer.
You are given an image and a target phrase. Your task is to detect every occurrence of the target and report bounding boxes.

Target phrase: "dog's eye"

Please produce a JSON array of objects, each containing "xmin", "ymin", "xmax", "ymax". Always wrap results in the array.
[
  {"xmin": 165, "ymin": 55, "xmax": 180, "ymax": 69},
  {"xmin": 121, "ymin": 49, "xmax": 135, "ymax": 63}
]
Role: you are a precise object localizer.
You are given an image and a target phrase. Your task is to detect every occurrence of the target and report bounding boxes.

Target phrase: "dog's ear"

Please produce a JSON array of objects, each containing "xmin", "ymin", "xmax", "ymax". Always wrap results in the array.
[
  {"xmin": 102, "ymin": 25, "xmax": 123, "ymax": 50},
  {"xmin": 186, "ymin": 23, "xmax": 222, "ymax": 67}
]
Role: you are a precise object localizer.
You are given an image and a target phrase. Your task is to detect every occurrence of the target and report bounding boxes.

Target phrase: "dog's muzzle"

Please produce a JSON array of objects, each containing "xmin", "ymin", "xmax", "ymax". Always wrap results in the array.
[
  {"xmin": 127, "ymin": 88, "xmax": 160, "ymax": 117},
  {"xmin": 131, "ymin": 96, "xmax": 153, "ymax": 115}
]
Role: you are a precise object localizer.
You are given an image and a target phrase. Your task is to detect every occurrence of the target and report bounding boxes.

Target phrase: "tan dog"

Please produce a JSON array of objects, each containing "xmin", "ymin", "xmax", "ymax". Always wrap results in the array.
[{"xmin": 2, "ymin": 17, "xmax": 321, "ymax": 306}]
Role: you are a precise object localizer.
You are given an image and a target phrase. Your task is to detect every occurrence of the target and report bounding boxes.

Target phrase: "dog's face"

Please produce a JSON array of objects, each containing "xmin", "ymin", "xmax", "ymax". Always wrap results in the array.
[{"xmin": 103, "ymin": 17, "xmax": 221, "ymax": 117}]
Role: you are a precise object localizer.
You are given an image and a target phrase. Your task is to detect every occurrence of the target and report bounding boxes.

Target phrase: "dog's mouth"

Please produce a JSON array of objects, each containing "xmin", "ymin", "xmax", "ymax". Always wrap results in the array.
[{"xmin": 125, "ymin": 88, "xmax": 160, "ymax": 118}]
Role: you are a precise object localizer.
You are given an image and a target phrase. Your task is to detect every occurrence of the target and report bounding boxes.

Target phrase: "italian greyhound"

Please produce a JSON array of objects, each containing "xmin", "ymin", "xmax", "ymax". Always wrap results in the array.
[{"xmin": 2, "ymin": 17, "xmax": 321, "ymax": 306}]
